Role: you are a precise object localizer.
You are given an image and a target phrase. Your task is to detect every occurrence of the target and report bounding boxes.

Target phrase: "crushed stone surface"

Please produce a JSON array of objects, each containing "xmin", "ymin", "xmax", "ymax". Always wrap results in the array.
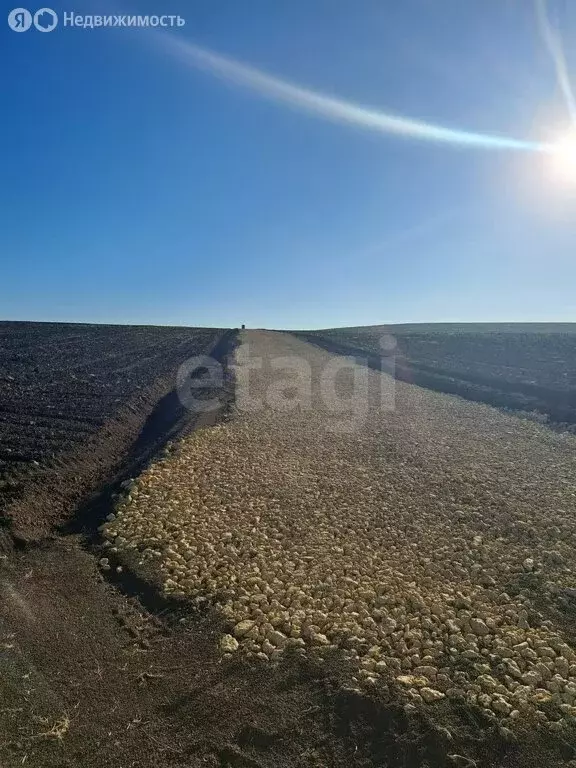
[{"xmin": 104, "ymin": 331, "xmax": 576, "ymax": 732}]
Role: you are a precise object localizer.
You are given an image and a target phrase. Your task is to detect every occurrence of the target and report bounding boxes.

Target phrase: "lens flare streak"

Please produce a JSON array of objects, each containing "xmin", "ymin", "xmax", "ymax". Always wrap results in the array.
[
  {"xmin": 166, "ymin": 37, "xmax": 553, "ymax": 154},
  {"xmin": 535, "ymin": 0, "xmax": 576, "ymax": 127}
]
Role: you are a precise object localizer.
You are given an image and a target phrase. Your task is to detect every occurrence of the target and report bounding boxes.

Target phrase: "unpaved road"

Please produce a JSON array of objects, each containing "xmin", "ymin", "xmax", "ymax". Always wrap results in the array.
[
  {"xmin": 105, "ymin": 330, "xmax": 576, "ymax": 763},
  {"xmin": 1, "ymin": 330, "xmax": 576, "ymax": 767}
]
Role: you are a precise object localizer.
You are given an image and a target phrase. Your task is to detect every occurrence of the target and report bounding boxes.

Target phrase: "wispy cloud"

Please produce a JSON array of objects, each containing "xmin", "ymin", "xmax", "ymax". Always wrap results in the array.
[
  {"xmin": 535, "ymin": 0, "xmax": 576, "ymax": 127},
  {"xmin": 164, "ymin": 37, "xmax": 553, "ymax": 154}
]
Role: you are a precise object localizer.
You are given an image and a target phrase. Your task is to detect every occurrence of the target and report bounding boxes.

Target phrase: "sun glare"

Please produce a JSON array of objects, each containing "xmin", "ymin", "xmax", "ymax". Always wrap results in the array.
[{"xmin": 550, "ymin": 133, "xmax": 576, "ymax": 184}]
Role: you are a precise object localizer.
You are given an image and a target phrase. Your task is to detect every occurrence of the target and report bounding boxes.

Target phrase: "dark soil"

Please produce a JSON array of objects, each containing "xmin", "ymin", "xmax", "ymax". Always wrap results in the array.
[
  {"xmin": 291, "ymin": 325, "xmax": 576, "ymax": 429},
  {"xmin": 0, "ymin": 323, "xmax": 574, "ymax": 767},
  {"xmin": 0, "ymin": 321, "xmax": 228, "ymax": 540},
  {"xmin": 0, "ymin": 322, "xmax": 224, "ymax": 465}
]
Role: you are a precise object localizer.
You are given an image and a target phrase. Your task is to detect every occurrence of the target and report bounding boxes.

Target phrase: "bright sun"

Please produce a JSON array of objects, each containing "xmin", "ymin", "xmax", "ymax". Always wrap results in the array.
[{"xmin": 550, "ymin": 133, "xmax": 576, "ymax": 184}]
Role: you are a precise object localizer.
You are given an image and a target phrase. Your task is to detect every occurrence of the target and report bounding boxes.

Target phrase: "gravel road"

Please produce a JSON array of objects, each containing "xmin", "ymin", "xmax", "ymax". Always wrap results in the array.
[{"xmin": 105, "ymin": 330, "xmax": 576, "ymax": 734}]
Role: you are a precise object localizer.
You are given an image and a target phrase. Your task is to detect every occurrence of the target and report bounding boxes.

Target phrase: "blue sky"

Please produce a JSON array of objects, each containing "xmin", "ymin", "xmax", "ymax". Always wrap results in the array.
[{"xmin": 1, "ymin": 0, "xmax": 575, "ymax": 329}]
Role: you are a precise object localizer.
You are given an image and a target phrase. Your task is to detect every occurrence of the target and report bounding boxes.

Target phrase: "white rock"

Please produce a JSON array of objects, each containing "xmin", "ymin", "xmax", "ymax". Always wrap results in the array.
[
  {"xmin": 469, "ymin": 618, "xmax": 490, "ymax": 636},
  {"xmin": 491, "ymin": 696, "xmax": 511, "ymax": 715},
  {"xmin": 220, "ymin": 634, "xmax": 239, "ymax": 652},
  {"xmin": 267, "ymin": 629, "xmax": 288, "ymax": 648},
  {"xmin": 233, "ymin": 620, "xmax": 256, "ymax": 638},
  {"xmin": 420, "ymin": 687, "xmax": 445, "ymax": 703},
  {"xmin": 414, "ymin": 665, "xmax": 438, "ymax": 679}
]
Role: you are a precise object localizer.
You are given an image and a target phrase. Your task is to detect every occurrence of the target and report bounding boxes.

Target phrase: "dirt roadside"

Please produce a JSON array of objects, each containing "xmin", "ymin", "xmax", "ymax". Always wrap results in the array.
[
  {"xmin": 3, "ymin": 540, "xmax": 567, "ymax": 768},
  {"xmin": 0, "ymin": 328, "xmax": 241, "ymax": 766},
  {"xmin": 2, "ymin": 329, "xmax": 235, "ymax": 544}
]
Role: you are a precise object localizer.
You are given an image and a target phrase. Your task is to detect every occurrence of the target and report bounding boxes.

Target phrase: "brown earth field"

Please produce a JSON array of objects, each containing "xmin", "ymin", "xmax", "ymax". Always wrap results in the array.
[
  {"xmin": 292, "ymin": 324, "xmax": 576, "ymax": 429},
  {"xmin": 0, "ymin": 321, "xmax": 229, "ymax": 541},
  {"xmin": 0, "ymin": 324, "xmax": 575, "ymax": 768}
]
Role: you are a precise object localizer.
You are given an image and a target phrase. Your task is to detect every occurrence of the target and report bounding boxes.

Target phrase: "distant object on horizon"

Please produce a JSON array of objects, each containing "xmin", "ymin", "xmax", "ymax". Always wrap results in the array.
[{"xmin": 241, "ymin": 324, "xmax": 246, "ymax": 329}]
